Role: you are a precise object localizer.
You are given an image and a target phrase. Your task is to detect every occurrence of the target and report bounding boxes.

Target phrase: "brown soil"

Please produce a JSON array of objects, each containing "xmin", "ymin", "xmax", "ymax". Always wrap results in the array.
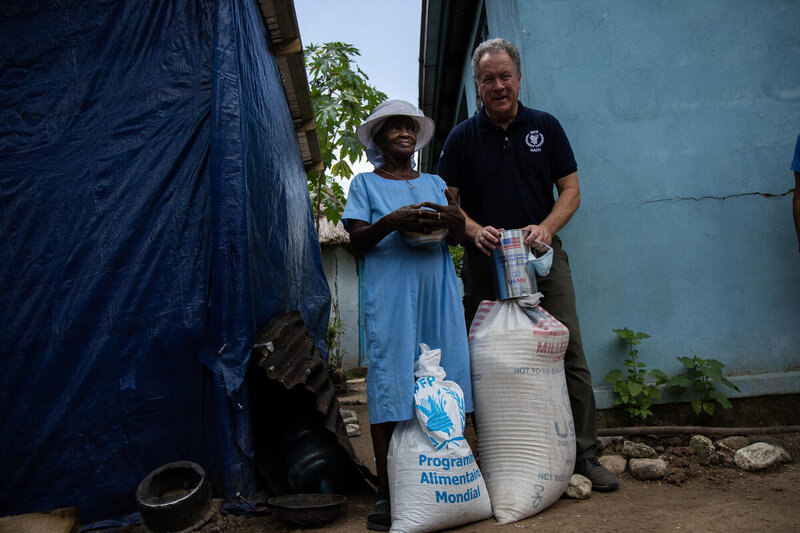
[{"xmin": 127, "ymin": 380, "xmax": 800, "ymax": 533}]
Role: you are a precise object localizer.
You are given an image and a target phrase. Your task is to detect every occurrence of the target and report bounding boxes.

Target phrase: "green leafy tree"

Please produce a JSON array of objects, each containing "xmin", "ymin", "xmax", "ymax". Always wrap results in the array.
[{"xmin": 304, "ymin": 42, "xmax": 387, "ymax": 228}]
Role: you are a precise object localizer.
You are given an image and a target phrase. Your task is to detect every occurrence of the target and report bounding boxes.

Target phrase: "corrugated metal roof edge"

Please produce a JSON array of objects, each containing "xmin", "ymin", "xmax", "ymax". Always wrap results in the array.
[
  {"xmin": 258, "ymin": 0, "xmax": 323, "ymax": 173},
  {"xmin": 253, "ymin": 311, "xmax": 377, "ymax": 489}
]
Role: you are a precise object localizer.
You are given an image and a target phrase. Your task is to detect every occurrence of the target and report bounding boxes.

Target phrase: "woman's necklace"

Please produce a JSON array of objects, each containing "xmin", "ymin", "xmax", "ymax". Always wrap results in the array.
[{"xmin": 379, "ymin": 167, "xmax": 418, "ymax": 189}]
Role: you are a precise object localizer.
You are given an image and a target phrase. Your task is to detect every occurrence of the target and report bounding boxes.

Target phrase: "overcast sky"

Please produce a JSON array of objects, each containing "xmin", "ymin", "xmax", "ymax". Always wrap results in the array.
[
  {"xmin": 294, "ymin": 0, "xmax": 424, "ymax": 182},
  {"xmin": 294, "ymin": 0, "xmax": 422, "ymax": 106}
]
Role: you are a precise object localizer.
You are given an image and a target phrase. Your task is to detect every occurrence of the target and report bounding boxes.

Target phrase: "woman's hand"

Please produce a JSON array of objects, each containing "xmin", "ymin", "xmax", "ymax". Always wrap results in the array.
[
  {"xmin": 418, "ymin": 189, "xmax": 466, "ymax": 244},
  {"xmin": 384, "ymin": 203, "xmax": 442, "ymax": 234},
  {"xmin": 348, "ymin": 191, "xmax": 467, "ymax": 252},
  {"xmin": 419, "ymin": 190, "xmax": 461, "ymax": 229},
  {"xmin": 349, "ymin": 203, "xmax": 442, "ymax": 253}
]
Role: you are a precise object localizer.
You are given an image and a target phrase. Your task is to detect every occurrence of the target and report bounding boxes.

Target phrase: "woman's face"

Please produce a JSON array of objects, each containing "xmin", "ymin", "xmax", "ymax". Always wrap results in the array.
[{"xmin": 376, "ymin": 116, "xmax": 418, "ymax": 160}]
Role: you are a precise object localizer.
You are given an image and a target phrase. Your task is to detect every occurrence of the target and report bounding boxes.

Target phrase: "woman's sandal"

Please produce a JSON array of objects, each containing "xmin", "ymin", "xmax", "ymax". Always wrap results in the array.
[{"xmin": 366, "ymin": 486, "xmax": 391, "ymax": 531}]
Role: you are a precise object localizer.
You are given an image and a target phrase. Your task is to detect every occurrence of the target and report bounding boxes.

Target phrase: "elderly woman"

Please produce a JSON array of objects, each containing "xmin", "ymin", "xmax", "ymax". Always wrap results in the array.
[{"xmin": 342, "ymin": 100, "xmax": 473, "ymax": 530}]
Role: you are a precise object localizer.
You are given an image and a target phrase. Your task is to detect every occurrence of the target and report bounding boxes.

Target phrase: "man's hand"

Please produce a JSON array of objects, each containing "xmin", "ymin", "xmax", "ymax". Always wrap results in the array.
[
  {"xmin": 522, "ymin": 223, "xmax": 554, "ymax": 247},
  {"xmin": 474, "ymin": 225, "xmax": 504, "ymax": 256}
]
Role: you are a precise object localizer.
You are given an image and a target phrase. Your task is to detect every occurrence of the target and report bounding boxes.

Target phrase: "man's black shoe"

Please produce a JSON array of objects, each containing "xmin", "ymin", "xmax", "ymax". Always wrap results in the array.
[{"xmin": 574, "ymin": 457, "xmax": 619, "ymax": 492}]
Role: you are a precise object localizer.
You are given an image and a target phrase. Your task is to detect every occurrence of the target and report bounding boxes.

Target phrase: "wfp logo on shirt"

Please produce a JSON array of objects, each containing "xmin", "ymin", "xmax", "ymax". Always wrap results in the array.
[{"xmin": 525, "ymin": 130, "xmax": 544, "ymax": 152}]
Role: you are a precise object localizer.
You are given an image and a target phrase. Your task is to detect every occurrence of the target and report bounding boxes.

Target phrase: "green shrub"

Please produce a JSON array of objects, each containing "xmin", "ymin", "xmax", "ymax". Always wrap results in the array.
[
  {"xmin": 449, "ymin": 244, "xmax": 464, "ymax": 278},
  {"xmin": 604, "ymin": 328, "xmax": 676, "ymax": 421},
  {"xmin": 326, "ymin": 316, "xmax": 346, "ymax": 367},
  {"xmin": 672, "ymin": 355, "xmax": 740, "ymax": 415}
]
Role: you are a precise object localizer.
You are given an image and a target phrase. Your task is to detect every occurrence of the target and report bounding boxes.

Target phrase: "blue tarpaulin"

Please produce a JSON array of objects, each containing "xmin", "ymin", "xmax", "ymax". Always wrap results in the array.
[{"xmin": 0, "ymin": 0, "xmax": 330, "ymax": 522}]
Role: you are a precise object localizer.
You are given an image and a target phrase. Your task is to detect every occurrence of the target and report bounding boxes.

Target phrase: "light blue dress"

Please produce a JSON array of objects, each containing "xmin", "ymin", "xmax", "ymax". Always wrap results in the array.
[{"xmin": 343, "ymin": 172, "xmax": 473, "ymax": 424}]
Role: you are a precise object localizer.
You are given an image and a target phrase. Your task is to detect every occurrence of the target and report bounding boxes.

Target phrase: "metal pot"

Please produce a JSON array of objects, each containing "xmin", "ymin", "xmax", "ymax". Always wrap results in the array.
[{"xmin": 267, "ymin": 493, "xmax": 346, "ymax": 527}]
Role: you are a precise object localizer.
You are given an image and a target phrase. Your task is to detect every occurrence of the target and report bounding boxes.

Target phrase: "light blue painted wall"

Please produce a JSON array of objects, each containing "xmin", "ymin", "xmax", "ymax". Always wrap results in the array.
[
  {"xmin": 322, "ymin": 247, "xmax": 361, "ymax": 369},
  {"xmin": 458, "ymin": 0, "xmax": 800, "ymax": 406}
]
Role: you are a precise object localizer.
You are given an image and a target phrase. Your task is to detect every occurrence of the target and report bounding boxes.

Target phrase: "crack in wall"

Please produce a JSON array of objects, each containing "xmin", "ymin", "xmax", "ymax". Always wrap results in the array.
[{"xmin": 642, "ymin": 189, "xmax": 794, "ymax": 205}]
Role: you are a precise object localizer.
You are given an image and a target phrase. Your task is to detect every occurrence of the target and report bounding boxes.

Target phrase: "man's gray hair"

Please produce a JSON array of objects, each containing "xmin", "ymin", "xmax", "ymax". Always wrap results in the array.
[{"xmin": 471, "ymin": 38, "xmax": 521, "ymax": 81}]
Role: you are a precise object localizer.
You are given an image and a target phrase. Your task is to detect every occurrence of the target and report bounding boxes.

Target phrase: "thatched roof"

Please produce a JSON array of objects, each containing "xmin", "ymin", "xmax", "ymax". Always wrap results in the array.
[{"xmin": 317, "ymin": 218, "xmax": 350, "ymax": 247}]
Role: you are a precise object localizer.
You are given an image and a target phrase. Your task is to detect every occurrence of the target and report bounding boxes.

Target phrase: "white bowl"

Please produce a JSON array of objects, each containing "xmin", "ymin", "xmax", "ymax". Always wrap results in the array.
[{"xmin": 400, "ymin": 228, "xmax": 449, "ymax": 248}]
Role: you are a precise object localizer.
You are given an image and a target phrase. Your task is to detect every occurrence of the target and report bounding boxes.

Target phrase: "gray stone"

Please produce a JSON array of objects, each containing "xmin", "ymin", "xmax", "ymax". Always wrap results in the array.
[
  {"xmin": 734, "ymin": 442, "xmax": 783, "ymax": 471},
  {"xmin": 717, "ymin": 435, "xmax": 749, "ymax": 451},
  {"xmin": 717, "ymin": 452, "xmax": 735, "ymax": 468},
  {"xmin": 774, "ymin": 445, "xmax": 792, "ymax": 463},
  {"xmin": 564, "ymin": 474, "xmax": 592, "ymax": 499},
  {"xmin": 689, "ymin": 435, "xmax": 715, "ymax": 465},
  {"xmin": 716, "ymin": 442, "xmax": 735, "ymax": 456},
  {"xmin": 628, "ymin": 458, "xmax": 668, "ymax": 480},
  {"xmin": 340, "ymin": 409, "xmax": 357, "ymax": 420},
  {"xmin": 752, "ymin": 439, "xmax": 793, "ymax": 463},
  {"xmin": 346, "ymin": 423, "xmax": 361, "ymax": 437},
  {"xmin": 597, "ymin": 436, "xmax": 624, "ymax": 454},
  {"xmin": 598, "ymin": 454, "xmax": 627, "ymax": 476},
  {"xmin": 622, "ymin": 440, "xmax": 657, "ymax": 459}
]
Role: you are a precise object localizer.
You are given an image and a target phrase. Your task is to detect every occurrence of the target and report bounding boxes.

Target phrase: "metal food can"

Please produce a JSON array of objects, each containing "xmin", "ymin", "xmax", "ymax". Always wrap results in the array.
[{"xmin": 491, "ymin": 228, "xmax": 537, "ymax": 300}]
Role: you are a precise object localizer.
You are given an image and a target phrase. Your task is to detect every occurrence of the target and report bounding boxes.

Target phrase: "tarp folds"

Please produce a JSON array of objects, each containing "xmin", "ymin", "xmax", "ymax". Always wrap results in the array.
[{"xmin": 0, "ymin": 0, "xmax": 330, "ymax": 522}]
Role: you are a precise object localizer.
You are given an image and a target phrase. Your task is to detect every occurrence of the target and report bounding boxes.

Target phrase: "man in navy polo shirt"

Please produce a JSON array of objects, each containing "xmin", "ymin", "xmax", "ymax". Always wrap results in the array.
[{"xmin": 438, "ymin": 38, "xmax": 618, "ymax": 491}]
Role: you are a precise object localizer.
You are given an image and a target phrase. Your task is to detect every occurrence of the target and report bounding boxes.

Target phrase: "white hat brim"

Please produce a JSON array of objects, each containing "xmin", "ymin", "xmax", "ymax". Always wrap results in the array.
[{"xmin": 356, "ymin": 100, "xmax": 435, "ymax": 152}]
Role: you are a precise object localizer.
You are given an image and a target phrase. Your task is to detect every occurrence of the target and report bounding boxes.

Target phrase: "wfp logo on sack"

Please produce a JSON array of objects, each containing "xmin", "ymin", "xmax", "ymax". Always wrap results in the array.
[{"xmin": 415, "ymin": 385, "xmax": 466, "ymax": 450}]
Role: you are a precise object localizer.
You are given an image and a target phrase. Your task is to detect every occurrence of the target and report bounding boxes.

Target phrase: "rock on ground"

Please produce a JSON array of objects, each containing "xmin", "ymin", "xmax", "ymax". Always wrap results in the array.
[
  {"xmin": 564, "ymin": 474, "xmax": 592, "ymax": 499},
  {"xmin": 717, "ymin": 452, "xmax": 735, "ymax": 467},
  {"xmin": 597, "ymin": 436, "xmax": 624, "ymax": 454},
  {"xmin": 717, "ymin": 435, "xmax": 749, "ymax": 451},
  {"xmin": 341, "ymin": 409, "xmax": 360, "ymax": 437},
  {"xmin": 689, "ymin": 435, "xmax": 715, "ymax": 465},
  {"xmin": 716, "ymin": 441, "xmax": 736, "ymax": 457},
  {"xmin": 629, "ymin": 458, "xmax": 668, "ymax": 480},
  {"xmin": 598, "ymin": 454, "xmax": 627, "ymax": 476},
  {"xmin": 751, "ymin": 439, "xmax": 793, "ymax": 463},
  {"xmin": 622, "ymin": 440, "xmax": 657, "ymax": 459},
  {"xmin": 734, "ymin": 442, "xmax": 784, "ymax": 471}
]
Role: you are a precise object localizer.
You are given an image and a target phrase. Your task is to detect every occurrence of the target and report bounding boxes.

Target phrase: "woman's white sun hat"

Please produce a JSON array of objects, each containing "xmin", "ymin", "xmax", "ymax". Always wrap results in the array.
[{"xmin": 356, "ymin": 99, "xmax": 435, "ymax": 167}]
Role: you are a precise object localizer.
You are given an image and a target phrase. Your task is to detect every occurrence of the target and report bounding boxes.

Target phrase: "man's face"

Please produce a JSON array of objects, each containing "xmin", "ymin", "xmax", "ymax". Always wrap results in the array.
[{"xmin": 475, "ymin": 50, "xmax": 521, "ymax": 124}]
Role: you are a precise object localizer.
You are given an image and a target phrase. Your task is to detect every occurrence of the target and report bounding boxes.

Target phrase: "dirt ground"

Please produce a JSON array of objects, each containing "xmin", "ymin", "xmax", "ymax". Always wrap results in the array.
[{"xmin": 131, "ymin": 379, "xmax": 800, "ymax": 533}]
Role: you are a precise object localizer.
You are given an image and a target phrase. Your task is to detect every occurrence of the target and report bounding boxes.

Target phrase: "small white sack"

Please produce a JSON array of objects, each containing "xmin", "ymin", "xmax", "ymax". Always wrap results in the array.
[
  {"xmin": 413, "ymin": 344, "xmax": 465, "ymax": 449},
  {"xmin": 387, "ymin": 344, "xmax": 493, "ymax": 533},
  {"xmin": 468, "ymin": 300, "xmax": 575, "ymax": 524}
]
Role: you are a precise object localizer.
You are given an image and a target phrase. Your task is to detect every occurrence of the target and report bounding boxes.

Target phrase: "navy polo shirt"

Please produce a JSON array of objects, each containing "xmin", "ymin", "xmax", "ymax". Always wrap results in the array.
[{"xmin": 438, "ymin": 103, "xmax": 577, "ymax": 230}]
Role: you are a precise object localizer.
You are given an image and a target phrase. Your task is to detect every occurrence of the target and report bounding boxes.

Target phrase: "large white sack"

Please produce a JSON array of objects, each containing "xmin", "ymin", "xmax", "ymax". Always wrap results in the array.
[
  {"xmin": 387, "ymin": 344, "xmax": 493, "ymax": 533},
  {"xmin": 468, "ymin": 300, "xmax": 575, "ymax": 524}
]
